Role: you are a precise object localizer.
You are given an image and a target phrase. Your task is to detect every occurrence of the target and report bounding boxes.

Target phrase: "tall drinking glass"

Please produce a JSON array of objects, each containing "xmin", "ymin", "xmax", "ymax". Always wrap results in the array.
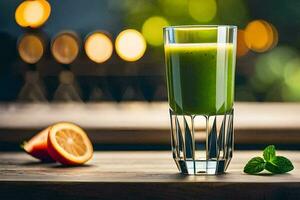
[{"xmin": 164, "ymin": 25, "xmax": 237, "ymax": 175}]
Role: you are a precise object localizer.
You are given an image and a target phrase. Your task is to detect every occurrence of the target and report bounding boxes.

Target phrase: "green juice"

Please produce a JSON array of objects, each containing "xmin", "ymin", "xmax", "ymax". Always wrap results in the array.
[{"xmin": 165, "ymin": 43, "xmax": 236, "ymax": 115}]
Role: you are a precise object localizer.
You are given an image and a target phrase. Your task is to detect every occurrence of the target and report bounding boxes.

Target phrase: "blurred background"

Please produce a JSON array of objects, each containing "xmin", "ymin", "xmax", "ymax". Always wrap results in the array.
[
  {"xmin": 1, "ymin": 0, "xmax": 300, "ymax": 102},
  {"xmin": 1, "ymin": 0, "xmax": 300, "ymax": 150}
]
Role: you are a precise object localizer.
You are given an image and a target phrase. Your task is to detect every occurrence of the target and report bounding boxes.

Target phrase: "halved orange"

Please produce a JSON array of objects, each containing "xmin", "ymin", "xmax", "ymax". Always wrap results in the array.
[
  {"xmin": 47, "ymin": 122, "xmax": 93, "ymax": 165},
  {"xmin": 22, "ymin": 127, "xmax": 55, "ymax": 162}
]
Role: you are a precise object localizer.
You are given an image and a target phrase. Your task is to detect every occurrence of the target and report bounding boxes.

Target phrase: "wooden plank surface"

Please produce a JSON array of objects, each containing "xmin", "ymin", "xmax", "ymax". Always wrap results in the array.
[
  {"xmin": 1, "ymin": 151, "xmax": 300, "ymax": 200},
  {"xmin": 1, "ymin": 102, "xmax": 300, "ymax": 130},
  {"xmin": 1, "ymin": 102, "xmax": 300, "ymax": 146}
]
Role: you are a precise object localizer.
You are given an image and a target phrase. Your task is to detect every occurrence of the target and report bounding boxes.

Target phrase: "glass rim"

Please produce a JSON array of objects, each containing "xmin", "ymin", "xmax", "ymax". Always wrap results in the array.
[{"xmin": 163, "ymin": 25, "xmax": 237, "ymax": 31}]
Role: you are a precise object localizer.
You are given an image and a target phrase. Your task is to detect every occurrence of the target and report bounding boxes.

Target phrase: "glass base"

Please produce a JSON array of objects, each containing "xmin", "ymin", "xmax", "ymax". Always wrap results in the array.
[{"xmin": 170, "ymin": 109, "xmax": 234, "ymax": 175}]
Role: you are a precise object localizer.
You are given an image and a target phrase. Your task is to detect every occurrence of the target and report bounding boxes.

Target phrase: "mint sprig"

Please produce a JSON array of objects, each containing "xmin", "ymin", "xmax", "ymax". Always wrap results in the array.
[{"xmin": 243, "ymin": 145, "xmax": 294, "ymax": 175}]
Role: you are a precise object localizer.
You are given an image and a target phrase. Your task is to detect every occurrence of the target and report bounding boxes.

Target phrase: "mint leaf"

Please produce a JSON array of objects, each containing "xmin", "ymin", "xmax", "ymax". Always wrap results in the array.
[
  {"xmin": 263, "ymin": 145, "xmax": 276, "ymax": 162},
  {"xmin": 265, "ymin": 162, "xmax": 281, "ymax": 174},
  {"xmin": 243, "ymin": 157, "xmax": 265, "ymax": 174},
  {"xmin": 244, "ymin": 145, "xmax": 294, "ymax": 175},
  {"xmin": 265, "ymin": 156, "xmax": 294, "ymax": 174}
]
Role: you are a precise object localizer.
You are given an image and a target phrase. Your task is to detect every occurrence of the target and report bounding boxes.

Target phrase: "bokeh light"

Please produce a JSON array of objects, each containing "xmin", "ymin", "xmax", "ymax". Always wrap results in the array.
[
  {"xmin": 51, "ymin": 32, "xmax": 80, "ymax": 64},
  {"xmin": 159, "ymin": 0, "xmax": 188, "ymax": 18},
  {"xmin": 251, "ymin": 46, "xmax": 300, "ymax": 101},
  {"xmin": 15, "ymin": 1, "xmax": 28, "ymax": 27},
  {"xmin": 15, "ymin": 0, "xmax": 51, "ymax": 28},
  {"xmin": 142, "ymin": 16, "xmax": 169, "ymax": 46},
  {"xmin": 18, "ymin": 34, "xmax": 44, "ymax": 64},
  {"xmin": 254, "ymin": 46, "xmax": 297, "ymax": 85},
  {"xmin": 24, "ymin": 1, "xmax": 44, "ymax": 26},
  {"xmin": 115, "ymin": 29, "xmax": 146, "ymax": 62},
  {"xmin": 188, "ymin": 0, "xmax": 217, "ymax": 23},
  {"xmin": 39, "ymin": 1, "xmax": 51, "ymax": 20},
  {"xmin": 244, "ymin": 20, "xmax": 278, "ymax": 52},
  {"xmin": 84, "ymin": 32, "xmax": 113, "ymax": 63},
  {"xmin": 282, "ymin": 58, "xmax": 300, "ymax": 101},
  {"xmin": 237, "ymin": 30, "xmax": 249, "ymax": 57},
  {"xmin": 59, "ymin": 70, "xmax": 74, "ymax": 84}
]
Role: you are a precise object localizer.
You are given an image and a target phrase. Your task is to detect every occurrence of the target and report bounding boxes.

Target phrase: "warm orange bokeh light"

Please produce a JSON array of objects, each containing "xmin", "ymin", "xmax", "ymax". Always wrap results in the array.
[
  {"xmin": 51, "ymin": 32, "xmax": 80, "ymax": 64},
  {"xmin": 15, "ymin": 1, "xmax": 28, "ymax": 27},
  {"xmin": 115, "ymin": 29, "xmax": 146, "ymax": 62},
  {"xmin": 237, "ymin": 30, "xmax": 249, "ymax": 57},
  {"xmin": 18, "ymin": 34, "xmax": 44, "ymax": 64},
  {"xmin": 15, "ymin": 0, "xmax": 51, "ymax": 28},
  {"xmin": 84, "ymin": 32, "xmax": 113, "ymax": 63},
  {"xmin": 37, "ymin": 0, "xmax": 51, "ymax": 27},
  {"xmin": 245, "ymin": 20, "xmax": 277, "ymax": 52}
]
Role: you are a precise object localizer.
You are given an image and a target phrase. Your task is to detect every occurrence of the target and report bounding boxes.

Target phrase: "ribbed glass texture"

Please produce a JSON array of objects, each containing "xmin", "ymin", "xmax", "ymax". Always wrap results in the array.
[{"xmin": 170, "ymin": 109, "xmax": 234, "ymax": 175}]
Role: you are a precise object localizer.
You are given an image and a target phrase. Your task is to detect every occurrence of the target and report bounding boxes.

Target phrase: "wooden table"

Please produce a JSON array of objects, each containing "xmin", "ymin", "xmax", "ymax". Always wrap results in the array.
[
  {"xmin": 1, "ymin": 151, "xmax": 300, "ymax": 200},
  {"xmin": 2, "ymin": 102, "xmax": 300, "ymax": 147}
]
